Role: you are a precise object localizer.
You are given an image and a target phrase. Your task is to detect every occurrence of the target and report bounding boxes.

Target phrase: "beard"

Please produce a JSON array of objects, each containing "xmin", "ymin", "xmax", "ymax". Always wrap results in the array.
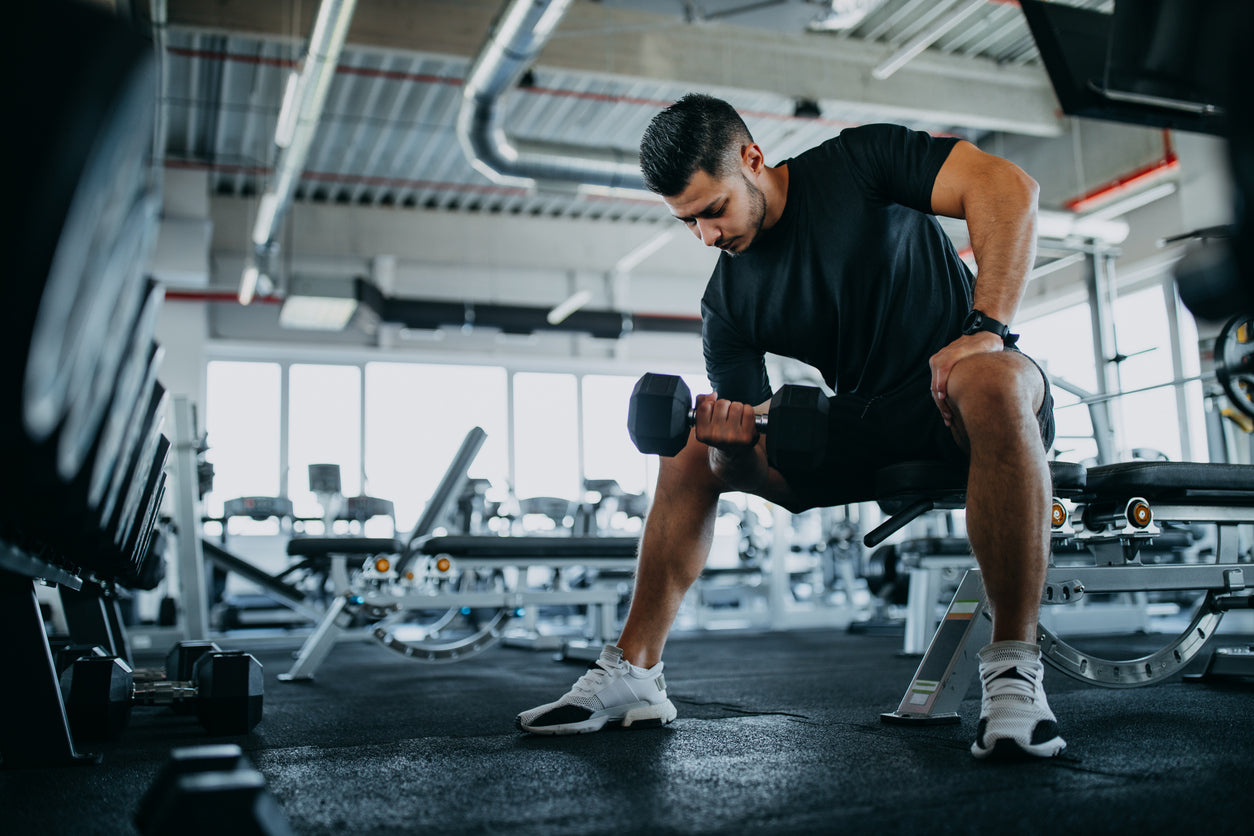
[{"xmin": 722, "ymin": 174, "xmax": 767, "ymax": 257}]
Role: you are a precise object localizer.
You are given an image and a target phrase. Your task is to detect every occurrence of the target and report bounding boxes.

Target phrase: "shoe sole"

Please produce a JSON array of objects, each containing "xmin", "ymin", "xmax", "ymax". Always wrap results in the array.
[
  {"xmin": 971, "ymin": 736, "xmax": 1067, "ymax": 760},
  {"xmin": 517, "ymin": 699, "xmax": 677, "ymax": 735}
]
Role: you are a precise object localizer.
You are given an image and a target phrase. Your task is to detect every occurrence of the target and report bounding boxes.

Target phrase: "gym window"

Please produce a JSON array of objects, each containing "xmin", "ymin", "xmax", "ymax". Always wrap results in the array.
[
  {"xmin": 364, "ymin": 362, "xmax": 509, "ymax": 533},
  {"xmin": 512, "ymin": 372, "xmax": 580, "ymax": 501},
  {"xmin": 204, "ymin": 361, "xmax": 281, "ymax": 524},
  {"xmin": 288, "ymin": 364, "xmax": 362, "ymax": 523}
]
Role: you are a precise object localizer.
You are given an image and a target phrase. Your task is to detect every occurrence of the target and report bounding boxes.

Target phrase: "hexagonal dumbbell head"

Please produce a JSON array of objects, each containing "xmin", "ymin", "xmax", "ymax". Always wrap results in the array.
[
  {"xmin": 166, "ymin": 640, "xmax": 223, "ymax": 715},
  {"xmin": 764, "ymin": 385, "xmax": 829, "ymax": 473},
  {"xmin": 60, "ymin": 655, "xmax": 135, "ymax": 740},
  {"xmin": 193, "ymin": 651, "xmax": 264, "ymax": 736},
  {"xmin": 627, "ymin": 373, "xmax": 693, "ymax": 457},
  {"xmin": 167, "ymin": 640, "xmax": 223, "ymax": 682}
]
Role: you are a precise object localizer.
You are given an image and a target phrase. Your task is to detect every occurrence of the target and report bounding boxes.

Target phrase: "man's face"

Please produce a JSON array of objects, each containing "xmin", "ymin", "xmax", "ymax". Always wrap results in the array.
[{"xmin": 665, "ymin": 167, "xmax": 767, "ymax": 256}]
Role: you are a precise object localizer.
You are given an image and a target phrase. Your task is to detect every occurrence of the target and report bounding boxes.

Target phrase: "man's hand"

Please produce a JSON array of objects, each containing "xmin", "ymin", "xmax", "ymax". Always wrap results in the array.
[
  {"xmin": 693, "ymin": 393, "xmax": 761, "ymax": 450},
  {"xmin": 929, "ymin": 331, "xmax": 1005, "ymax": 426}
]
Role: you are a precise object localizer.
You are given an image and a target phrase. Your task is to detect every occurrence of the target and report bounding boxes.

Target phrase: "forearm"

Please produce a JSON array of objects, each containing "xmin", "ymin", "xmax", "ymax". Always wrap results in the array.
[
  {"xmin": 707, "ymin": 444, "xmax": 770, "ymax": 494},
  {"xmin": 963, "ymin": 164, "xmax": 1039, "ymax": 324},
  {"xmin": 932, "ymin": 141, "xmax": 1040, "ymax": 325}
]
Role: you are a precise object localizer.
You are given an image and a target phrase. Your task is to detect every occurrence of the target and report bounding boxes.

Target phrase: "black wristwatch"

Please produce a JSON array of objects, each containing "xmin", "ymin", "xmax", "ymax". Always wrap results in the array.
[{"xmin": 961, "ymin": 309, "xmax": 1019, "ymax": 347}]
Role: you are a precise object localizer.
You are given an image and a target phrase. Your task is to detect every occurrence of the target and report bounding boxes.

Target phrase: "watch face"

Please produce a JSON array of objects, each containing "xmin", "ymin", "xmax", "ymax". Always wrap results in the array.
[{"xmin": 963, "ymin": 311, "xmax": 981, "ymax": 332}]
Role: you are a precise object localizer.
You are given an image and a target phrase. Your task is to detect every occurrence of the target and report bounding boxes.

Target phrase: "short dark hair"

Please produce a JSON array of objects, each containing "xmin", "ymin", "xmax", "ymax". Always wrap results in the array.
[{"xmin": 639, "ymin": 93, "xmax": 754, "ymax": 196}]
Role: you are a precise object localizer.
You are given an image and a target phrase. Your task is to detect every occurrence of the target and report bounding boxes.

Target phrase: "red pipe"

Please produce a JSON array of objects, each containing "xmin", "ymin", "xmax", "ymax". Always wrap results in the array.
[
  {"xmin": 164, "ymin": 289, "xmax": 281, "ymax": 304},
  {"xmin": 1063, "ymin": 130, "xmax": 1179, "ymax": 213}
]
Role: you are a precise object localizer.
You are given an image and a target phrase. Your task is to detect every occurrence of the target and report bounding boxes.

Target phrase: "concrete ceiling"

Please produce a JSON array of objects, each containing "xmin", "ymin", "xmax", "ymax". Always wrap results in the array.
[{"xmin": 148, "ymin": 0, "xmax": 1198, "ymax": 341}]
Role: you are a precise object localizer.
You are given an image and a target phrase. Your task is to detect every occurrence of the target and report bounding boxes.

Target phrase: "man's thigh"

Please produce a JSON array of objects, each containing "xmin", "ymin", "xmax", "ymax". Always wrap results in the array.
[
  {"xmin": 771, "ymin": 352, "xmax": 1056, "ymax": 511},
  {"xmin": 772, "ymin": 374, "xmax": 961, "ymax": 510}
]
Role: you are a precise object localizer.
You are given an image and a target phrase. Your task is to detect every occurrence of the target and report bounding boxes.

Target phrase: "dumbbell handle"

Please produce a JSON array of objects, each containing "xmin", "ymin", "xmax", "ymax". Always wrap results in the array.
[
  {"xmin": 685, "ymin": 409, "xmax": 769, "ymax": 431},
  {"xmin": 133, "ymin": 680, "xmax": 197, "ymax": 705}
]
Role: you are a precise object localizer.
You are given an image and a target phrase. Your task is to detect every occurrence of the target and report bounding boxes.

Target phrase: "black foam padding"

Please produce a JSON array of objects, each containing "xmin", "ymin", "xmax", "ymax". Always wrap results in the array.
[
  {"xmin": 416, "ymin": 535, "xmax": 639, "ymax": 559},
  {"xmin": 1085, "ymin": 461, "xmax": 1254, "ymax": 502}
]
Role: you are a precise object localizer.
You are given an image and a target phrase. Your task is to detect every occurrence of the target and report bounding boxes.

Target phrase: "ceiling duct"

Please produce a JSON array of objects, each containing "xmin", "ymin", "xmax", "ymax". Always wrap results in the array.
[
  {"xmin": 353, "ymin": 279, "xmax": 699, "ymax": 339},
  {"xmin": 456, "ymin": 0, "xmax": 647, "ymax": 193},
  {"xmin": 240, "ymin": 0, "xmax": 358, "ymax": 304}
]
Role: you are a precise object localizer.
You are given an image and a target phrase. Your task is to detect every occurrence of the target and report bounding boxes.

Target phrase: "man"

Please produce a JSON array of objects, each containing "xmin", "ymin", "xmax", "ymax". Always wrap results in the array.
[{"xmin": 517, "ymin": 93, "xmax": 1064, "ymax": 760}]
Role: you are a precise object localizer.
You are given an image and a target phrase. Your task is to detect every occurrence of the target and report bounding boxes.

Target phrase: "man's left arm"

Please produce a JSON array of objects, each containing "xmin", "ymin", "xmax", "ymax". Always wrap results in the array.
[{"xmin": 927, "ymin": 140, "xmax": 1040, "ymax": 425}]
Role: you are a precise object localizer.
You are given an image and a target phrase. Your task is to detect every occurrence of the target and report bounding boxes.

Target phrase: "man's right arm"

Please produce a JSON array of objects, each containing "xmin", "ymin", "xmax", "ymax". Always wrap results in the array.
[{"xmin": 699, "ymin": 304, "xmax": 774, "ymax": 490}]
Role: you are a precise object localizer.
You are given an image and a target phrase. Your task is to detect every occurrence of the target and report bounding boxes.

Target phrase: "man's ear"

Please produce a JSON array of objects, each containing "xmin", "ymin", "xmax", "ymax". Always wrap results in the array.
[{"xmin": 742, "ymin": 142, "xmax": 765, "ymax": 175}]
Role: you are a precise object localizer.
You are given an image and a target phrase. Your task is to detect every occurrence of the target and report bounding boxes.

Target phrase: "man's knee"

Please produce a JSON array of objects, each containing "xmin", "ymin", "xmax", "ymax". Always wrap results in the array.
[{"xmin": 948, "ymin": 353, "xmax": 1043, "ymax": 420}]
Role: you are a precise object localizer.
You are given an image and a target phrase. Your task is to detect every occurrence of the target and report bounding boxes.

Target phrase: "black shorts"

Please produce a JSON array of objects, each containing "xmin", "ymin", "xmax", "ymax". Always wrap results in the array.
[{"xmin": 781, "ymin": 350, "xmax": 1055, "ymax": 507}]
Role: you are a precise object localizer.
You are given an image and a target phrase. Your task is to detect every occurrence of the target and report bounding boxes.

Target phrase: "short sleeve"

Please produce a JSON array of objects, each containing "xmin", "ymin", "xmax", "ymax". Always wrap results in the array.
[
  {"xmin": 826, "ymin": 124, "xmax": 959, "ymax": 214},
  {"xmin": 701, "ymin": 299, "xmax": 772, "ymax": 405}
]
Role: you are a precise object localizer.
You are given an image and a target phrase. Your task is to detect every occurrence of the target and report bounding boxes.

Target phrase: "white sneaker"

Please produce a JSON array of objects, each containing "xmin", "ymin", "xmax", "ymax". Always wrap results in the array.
[
  {"xmin": 516, "ymin": 645, "xmax": 677, "ymax": 735},
  {"xmin": 971, "ymin": 641, "xmax": 1067, "ymax": 760}
]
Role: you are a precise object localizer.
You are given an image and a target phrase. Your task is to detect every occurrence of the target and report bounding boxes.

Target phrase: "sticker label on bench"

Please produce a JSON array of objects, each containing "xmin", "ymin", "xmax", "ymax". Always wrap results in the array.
[{"xmin": 945, "ymin": 600, "xmax": 978, "ymax": 620}]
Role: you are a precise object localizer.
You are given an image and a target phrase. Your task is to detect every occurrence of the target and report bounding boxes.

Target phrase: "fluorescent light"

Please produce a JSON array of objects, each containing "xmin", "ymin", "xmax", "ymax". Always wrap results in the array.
[
  {"xmin": 809, "ymin": 0, "xmax": 885, "ymax": 31},
  {"xmin": 279, "ymin": 296, "xmax": 359, "ymax": 330},
  {"xmin": 275, "ymin": 71, "xmax": 302, "ymax": 149},
  {"xmin": 253, "ymin": 192, "xmax": 279, "ymax": 246},
  {"xmin": 546, "ymin": 289, "xmax": 592, "ymax": 325},
  {"xmin": 1036, "ymin": 209, "xmax": 1130, "ymax": 245},
  {"xmin": 1084, "ymin": 182, "xmax": 1177, "ymax": 222},
  {"xmin": 239, "ymin": 264, "xmax": 260, "ymax": 305},
  {"xmin": 279, "ymin": 276, "xmax": 360, "ymax": 330}
]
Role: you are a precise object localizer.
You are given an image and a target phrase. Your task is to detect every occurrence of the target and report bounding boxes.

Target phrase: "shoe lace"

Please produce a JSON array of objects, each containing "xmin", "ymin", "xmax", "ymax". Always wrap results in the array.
[
  {"xmin": 982, "ymin": 663, "xmax": 1040, "ymax": 702},
  {"xmin": 572, "ymin": 661, "xmax": 616, "ymax": 693}
]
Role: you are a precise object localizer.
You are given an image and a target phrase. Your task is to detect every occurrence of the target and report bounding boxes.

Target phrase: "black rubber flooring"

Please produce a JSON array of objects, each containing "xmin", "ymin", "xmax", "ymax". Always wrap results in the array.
[{"xmin": 3, "ymin": 627, "xmax": 1252, "ymax": 835}]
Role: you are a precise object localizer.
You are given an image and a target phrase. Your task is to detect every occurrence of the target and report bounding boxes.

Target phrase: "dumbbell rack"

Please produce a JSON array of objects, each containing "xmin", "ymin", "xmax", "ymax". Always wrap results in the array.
[{"xmin": 0, "ymin": 545, "xmax": 101, "ymax": 766}]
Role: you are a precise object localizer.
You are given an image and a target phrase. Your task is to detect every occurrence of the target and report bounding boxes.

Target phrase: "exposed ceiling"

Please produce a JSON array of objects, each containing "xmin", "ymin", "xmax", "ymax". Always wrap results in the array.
[{"xmin": 157, "ymin": 0, "xmax": 1111, "ymax": 228}]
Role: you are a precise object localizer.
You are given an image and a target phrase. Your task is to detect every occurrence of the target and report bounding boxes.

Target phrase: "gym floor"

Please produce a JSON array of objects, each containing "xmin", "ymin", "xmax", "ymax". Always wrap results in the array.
[{"xmin": 4, "ymin": 627, "xmax": 1252, "ymax": 835}]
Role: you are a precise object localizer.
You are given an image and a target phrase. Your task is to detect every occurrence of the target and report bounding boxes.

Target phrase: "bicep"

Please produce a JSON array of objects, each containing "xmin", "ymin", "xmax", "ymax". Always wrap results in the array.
[
  {"xmin": 930, "ymin": 140, "xmax": 1038, "ymax": 220},
  {"xmin": 703, "ymin": 317, "xmax": 770, "ymax": 404}
]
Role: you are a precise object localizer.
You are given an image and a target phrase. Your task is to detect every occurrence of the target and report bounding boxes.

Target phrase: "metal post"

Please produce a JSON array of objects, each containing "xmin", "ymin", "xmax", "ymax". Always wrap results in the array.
[
  {"xmin": 1085, "ymin": 250, "xmax": 1123, "ymax": 461},
  {"xmin": 768, "ymin": 506, "xmax": 792, "ymax": 629},
  {"xmin": 882, "ymin": 568, "xmax": 990, "ymax": 724},
  {"xmin": 172, "ymin": 395, "xmax": 210, "ymax": 640}
]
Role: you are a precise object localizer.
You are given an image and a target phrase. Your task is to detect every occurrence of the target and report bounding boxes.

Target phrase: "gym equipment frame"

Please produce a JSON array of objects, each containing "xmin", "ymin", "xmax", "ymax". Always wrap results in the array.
[{"xmin": 882, "ymin": 461, "xmax": 1254, "ymax": 724}]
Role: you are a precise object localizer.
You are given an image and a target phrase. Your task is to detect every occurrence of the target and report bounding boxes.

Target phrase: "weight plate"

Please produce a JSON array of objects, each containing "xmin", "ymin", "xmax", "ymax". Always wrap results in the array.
[
  {"xmin": 100, "ymin": 350, "xmax": 165, "ymax": 531},
  {"xmin": 19, "ymin": 15, "xmax": 155, "ymax": 443},
  {"xmin": 114, "ymin": 396, "xmax": 169, "ymax": 550},
  {"xmin": 56, "ymin": 194, "xmax": 161, "ymax": 482},
  {"xmin": 1216, "ymin": 313, "xmax": 1254, "ymax": 419},
  {"xmin": 88, "ymin": 283, "xmax": 165, "ymax": 511}
]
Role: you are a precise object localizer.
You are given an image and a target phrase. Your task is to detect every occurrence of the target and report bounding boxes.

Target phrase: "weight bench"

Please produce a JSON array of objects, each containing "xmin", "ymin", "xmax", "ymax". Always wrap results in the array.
[
  {"xmin": 277, "ymin": 426, "xmax": 641, "ymax": 679},
  {"xmin": 278, "ymin": 534, "xmax": 637, "ymax": 677},
  {"xmin": 861, "ymin": 460, "xmax": 1089, "ymax": 654},
  {"xmin": 374, "ymin": 535, "xmax": 638, "ymax": 660},
  {"xmin": 880, "ymin": 460, "xmax": 1254, "ymax": 725}
]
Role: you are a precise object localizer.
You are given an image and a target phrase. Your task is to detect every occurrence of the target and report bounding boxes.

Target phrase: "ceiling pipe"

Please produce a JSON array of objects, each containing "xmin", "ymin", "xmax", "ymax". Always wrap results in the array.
[
  {"xmin": 149, "ymin": 0, "xmax": 168, "ymax": 173},
  {"xmin": 456, "ymin": 0, "xmax": 647, "ymax": 193},
  {"xmin": 241, "ymin": 0, "xmax": 358, "ymax": 304}
]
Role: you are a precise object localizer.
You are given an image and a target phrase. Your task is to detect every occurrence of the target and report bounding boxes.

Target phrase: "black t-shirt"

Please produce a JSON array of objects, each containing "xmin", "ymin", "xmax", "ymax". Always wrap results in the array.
[{"xmin": 701, "ymin": 124, "xmax": 973, "ymax": 405}]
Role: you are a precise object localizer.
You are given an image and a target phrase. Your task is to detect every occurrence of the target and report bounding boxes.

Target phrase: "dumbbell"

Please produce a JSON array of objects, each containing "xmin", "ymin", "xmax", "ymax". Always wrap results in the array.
[
  {"xmin": 627, "ymin": 373, "xmax": 829, "ymax": 472},
  {"xmin": 54, "ymin": 640, "xmax": 219, "ymax": 687},
  {"xmin": 60, "ymin": 649, "xmax": 264, "ymax": 739},
  {"xmin": 135, "ymin": 744, "xmax": 295, "ymax": 836}
]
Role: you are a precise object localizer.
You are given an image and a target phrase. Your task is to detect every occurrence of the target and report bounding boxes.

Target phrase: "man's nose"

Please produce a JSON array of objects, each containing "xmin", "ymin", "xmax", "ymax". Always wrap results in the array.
[{"xmin": 694, "ymin": 219, "xmax": 719, "ymax": 247}]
